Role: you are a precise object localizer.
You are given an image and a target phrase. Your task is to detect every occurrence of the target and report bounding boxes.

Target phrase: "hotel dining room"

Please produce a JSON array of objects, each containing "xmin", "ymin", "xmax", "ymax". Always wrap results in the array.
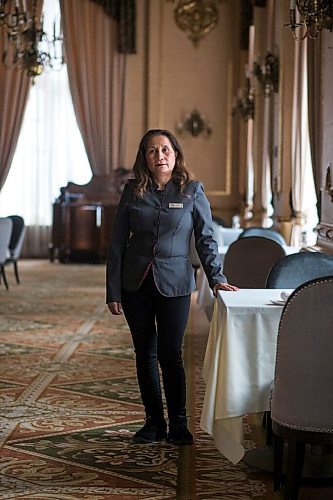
[{"xmin": 1, "ymin": 0, "xmax": 333, "ymax": 498}]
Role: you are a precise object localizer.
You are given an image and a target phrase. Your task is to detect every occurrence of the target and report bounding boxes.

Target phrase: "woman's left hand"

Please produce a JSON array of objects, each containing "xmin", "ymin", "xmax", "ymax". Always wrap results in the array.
[{"xmin": 213, "ymin": 282, "xmax": 239, "ymax": 296}]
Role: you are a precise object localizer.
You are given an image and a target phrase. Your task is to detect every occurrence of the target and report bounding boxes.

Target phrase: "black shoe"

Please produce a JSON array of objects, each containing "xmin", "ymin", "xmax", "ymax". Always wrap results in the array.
[
  {"xmin": 167, "ymin": 422, "xmax": 193, "ymax": 445},
  {"xmin": 133, "ymin": 417, "xmax": 167, "ymax": 443}
]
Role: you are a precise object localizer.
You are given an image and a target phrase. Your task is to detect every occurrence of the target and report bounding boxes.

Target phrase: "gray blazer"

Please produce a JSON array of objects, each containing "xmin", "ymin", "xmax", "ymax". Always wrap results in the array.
[{"xmin": 106, "ymin": 179, "xmax": 227, "ymax": 303}]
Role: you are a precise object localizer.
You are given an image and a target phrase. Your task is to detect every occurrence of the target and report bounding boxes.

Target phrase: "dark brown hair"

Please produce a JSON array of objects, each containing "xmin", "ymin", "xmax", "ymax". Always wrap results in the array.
[{"xmin": 132, "ymin": 129, "xmax": 192, "ymax": 198}]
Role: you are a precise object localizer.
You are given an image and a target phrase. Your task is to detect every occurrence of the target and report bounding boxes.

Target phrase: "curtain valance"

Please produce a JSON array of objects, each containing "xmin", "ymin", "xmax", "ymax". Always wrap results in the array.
[{"xmin": 90, "ymin": 0, "xmax": 136, "ymax": 53}]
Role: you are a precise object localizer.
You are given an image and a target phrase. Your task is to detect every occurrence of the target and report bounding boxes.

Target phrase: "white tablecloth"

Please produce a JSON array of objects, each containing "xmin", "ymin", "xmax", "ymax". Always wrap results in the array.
[
  {"xmin": 196, "ymin": 245, "xmax": 300, "ymax": 321},
  {"xmin": 200, "ymin": 288, "xmax": 293, "ymax": 464}
]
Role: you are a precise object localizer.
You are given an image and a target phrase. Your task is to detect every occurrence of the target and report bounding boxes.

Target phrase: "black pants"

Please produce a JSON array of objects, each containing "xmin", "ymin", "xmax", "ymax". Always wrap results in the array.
[{"xmin": 121, "ymin": 268, "xmax": 191, "ymax": 422}]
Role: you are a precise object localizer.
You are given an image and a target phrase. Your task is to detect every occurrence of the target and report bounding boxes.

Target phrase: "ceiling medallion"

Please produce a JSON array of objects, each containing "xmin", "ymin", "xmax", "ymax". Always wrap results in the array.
[{"xmin": 168, "ymin": 0, "xmax": 222, "ymax": 45}]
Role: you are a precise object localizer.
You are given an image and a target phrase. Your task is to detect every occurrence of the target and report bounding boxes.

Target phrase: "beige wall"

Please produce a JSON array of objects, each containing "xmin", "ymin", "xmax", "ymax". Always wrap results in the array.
[
  {"xmin": 123, "ymin": 0, "xmax": 242, "ymax": 222},
  {"xmin": 122, "ymin": 0, "xmax": 333, "ymax": 239}
]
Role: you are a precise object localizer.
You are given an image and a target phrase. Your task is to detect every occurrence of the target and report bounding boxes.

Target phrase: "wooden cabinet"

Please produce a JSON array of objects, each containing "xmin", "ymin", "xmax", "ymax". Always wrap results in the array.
[{"xmin": 49, "ymin": 172, "xmax": 130, "ymax": 263}]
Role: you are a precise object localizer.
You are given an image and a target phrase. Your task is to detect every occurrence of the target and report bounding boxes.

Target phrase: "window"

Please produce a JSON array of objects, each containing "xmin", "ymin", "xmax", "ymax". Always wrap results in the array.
[{"xmin": 0, "ymin": 0, "xmax": 91, "ymax": 226}]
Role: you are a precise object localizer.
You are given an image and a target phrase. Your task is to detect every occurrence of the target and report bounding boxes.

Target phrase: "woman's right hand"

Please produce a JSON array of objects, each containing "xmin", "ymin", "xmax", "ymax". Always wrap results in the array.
[{"xmin": 108, "ymin": 302, "xmax": 123, "ymax": 315}]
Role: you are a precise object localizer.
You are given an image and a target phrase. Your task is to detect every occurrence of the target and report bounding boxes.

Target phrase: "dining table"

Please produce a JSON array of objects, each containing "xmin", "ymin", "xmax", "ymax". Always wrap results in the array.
[
  {"xmin": 196, "ymin": 245, "xmax": 300, "ymax": 321},
  {"xmin": 200, "ymin": 288, "xmax": 293, "ymax": 465}
]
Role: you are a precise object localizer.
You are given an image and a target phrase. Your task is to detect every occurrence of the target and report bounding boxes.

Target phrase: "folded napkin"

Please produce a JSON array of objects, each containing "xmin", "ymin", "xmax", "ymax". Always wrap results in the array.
[{"xmin": 280, "ymin": 291, "xmax": 292, "ymax": 302}]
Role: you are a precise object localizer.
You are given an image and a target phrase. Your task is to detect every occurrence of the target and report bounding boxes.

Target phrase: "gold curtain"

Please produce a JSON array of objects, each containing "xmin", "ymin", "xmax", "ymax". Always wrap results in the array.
[{"xmin": 60, "ymin": 0, "xmax": 127, "ymax": 175}]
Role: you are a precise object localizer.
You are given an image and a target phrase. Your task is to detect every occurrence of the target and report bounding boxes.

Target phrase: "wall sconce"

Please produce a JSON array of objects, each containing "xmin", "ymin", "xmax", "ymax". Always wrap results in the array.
[
  {"xmin": 288, "ymin": 0, "xmax": 333, "ymax": 40},
  {"xmin": 253, "ymin": 52, "xmax": 279, "ymax": 96},
  {"xmin": 176, "ymin": 109, "xmax": 212, "ymax": 137},
  {"xmin": 232, "ymin": 79, "xmax": 255, "ymax": 121}
]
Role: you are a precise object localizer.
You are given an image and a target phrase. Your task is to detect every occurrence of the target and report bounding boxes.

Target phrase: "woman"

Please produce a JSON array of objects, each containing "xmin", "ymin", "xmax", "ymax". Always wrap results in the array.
[{"xmin": 106, "ymin": 129, "xmax": 238, "ymax": 446}]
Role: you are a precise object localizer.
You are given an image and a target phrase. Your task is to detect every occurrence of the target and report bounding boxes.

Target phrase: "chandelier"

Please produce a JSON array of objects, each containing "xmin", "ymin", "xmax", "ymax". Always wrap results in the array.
[
  {"xmin": 288, "ymin": 0, "xmax": 333, "ymax": 40},
  {"xmin": 0, "ymin": 0, "xmax": 64, "ymax": 81}
]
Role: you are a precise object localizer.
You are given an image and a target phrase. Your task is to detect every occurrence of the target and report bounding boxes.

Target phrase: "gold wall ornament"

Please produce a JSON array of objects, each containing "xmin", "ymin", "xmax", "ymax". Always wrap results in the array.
[
  {"xmin": 176, "ymin": 109, "xmax": 212, "ymax": 137},
  {"xmin": 166, "ymin": 0, "xmax": 223, "ymax": 45}
]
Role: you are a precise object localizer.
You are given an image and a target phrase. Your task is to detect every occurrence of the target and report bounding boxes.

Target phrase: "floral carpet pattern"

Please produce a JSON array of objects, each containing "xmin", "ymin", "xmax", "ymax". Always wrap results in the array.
[{"xmin": 0, "ymin": 261, "xmax": 286, "ymax": 499}]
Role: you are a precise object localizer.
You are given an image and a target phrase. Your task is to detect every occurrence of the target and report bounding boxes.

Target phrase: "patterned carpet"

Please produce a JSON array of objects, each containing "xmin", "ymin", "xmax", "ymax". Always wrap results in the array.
[{"xmin": 0, "ymin": 260, "xmax": 329, "ymax": 499}]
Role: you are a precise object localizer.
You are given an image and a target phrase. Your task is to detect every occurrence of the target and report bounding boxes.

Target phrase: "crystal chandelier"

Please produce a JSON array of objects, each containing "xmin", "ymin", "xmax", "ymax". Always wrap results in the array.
[
  {"xmin": 0, "ymin": 0, "xmax": 64, "ymax": 81},
  {"xmin": 288, "ymin": 0, "xmax": 333, "ymax": 40}
]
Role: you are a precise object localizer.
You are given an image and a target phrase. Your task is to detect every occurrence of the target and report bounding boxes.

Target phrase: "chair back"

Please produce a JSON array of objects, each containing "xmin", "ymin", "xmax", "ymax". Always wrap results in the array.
[
  {"xmin": 0, "ymin": 218, "xmax": 13, "ymax": 264},
  {"xmin": 266, "ymin": 251, "xmax": 333, "ymax": 288},
  {"xmin": 223, "ymin": 236, "xmax": 286, "ymax": 288},
  {"xmin": 239, "ymin": 226, "xmax": 286, "ymax": 246},
  {"xmin": 271, "ymin": 276, "xmax": 333, "ymax": 432},
  {"xmin": 7, "ymin": 215, "xmax": 26, "ymax": 260}
]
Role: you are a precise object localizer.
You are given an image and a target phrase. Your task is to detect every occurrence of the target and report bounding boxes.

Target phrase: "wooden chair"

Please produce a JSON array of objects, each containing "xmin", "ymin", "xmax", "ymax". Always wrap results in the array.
[{"xmin": 271, "ymin": 276, "xmax": 333, "ymax": 499}]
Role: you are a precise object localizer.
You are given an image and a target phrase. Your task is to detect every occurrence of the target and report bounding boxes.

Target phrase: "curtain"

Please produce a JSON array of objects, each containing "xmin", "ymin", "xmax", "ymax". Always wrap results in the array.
[
  {"xmin": 260, "ymin": 0, "xmax": 273, "ymax": 227},
  {"xmin": 290, "ymin": 37, "xmax": 318, "ymax": 247},
  {"xmin": 244, "ymin": 25, "xmax": 255, "ymax": 221},
  {"xmin": 0, "ymin": 62, "xmax": 92, "ymax": 257},
  {"xmin": 261, "ymin": 96, "xmax": 274, "ymax": 227},
  {"xmin": 0, "ymin": 0, "xmax": 45, "ymax": 189},
  {"xmin": 0, "ymin": 70, "xmax": 31, "ymax": 190},
  {"xmin": 0, "ymin": 0, "xmax": 92, "ymax": 258},
  {"xmin": 60, "ymin": 0, "xmax": 127, "ymax": 175},
  {"xmin": 307, "ymin": 37, "xmax": 322, "ymax": 215},
  {"xmin": 90, "ymin": 0, "xmax": 136, "ymax": 53}
]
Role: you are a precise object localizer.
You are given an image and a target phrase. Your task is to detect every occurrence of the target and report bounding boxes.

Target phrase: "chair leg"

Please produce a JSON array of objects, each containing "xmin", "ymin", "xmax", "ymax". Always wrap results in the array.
[
  {"xmin": 0, "ymin": 265, "xmax": 9, "ymax": 290},
  {"xmin": 265, "ymin": 411, "xmax": 273, "ymax": 445},
  {"xmin": 13, "ymin": 261, "xmax": 20, "ymax": 284},
  {"xmin": 284, "ymin": 439, "xmax": 305, "ymax": 500},
  {"xmin": 273, "ymin": 433, "xmax": 284, "ymax": 491}
]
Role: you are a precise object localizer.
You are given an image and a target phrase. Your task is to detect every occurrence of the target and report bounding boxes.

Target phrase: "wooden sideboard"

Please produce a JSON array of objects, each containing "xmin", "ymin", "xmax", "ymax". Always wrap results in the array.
[{"xmin": 49, "ymin": 171, "xmax": 131, "ymax": 263}]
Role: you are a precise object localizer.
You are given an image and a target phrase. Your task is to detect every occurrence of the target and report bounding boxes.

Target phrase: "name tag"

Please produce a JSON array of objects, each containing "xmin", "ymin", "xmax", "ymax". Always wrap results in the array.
[{"xmin": 169, "ymin": 203, "xmax": 183, "ymax": 208}]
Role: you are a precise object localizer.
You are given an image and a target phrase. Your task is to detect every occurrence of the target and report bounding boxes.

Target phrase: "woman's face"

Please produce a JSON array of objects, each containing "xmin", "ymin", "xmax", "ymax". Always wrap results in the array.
[{"xmin": 145, "ymin": 135, "xmax": 177, "ymax": 181}]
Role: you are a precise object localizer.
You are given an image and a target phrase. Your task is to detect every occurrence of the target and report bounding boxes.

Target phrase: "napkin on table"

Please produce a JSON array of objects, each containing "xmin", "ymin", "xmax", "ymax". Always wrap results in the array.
[{"xmin": 280, "ymin": 291, "xmax": 292, "ymax": 302}]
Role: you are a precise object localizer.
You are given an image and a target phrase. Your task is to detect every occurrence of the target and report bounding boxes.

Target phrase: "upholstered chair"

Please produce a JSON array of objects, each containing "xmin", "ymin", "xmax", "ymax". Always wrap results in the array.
[
  {"xmin": 0, "ymin": 218, "xmax": 13, "ymax": 290},
  {"xmin": 266, "ymin": 251, "xmax": 333, "ymax": 289},
  {"xmin": 271, "ymin": 276, "xmax": 333, "ymax": 499},
  {"xmin": 223, "ymin": 236, "xmax": 286, "ymax": 288},
  {"xmin": 239, "ymin": 227, "xmax": 286, "ymax": 246},
  {"xmin": 6, "ymin": 215, "xmax": 26, "ymax": 284}
]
